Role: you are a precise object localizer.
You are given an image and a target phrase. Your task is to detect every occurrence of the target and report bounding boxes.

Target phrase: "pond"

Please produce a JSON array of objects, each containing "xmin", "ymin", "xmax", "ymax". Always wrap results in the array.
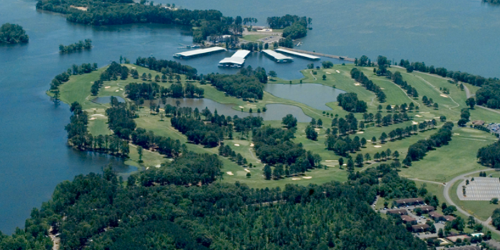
[
  {"xmin": 264, "ymin": 83, "xmax": 345, "ymax": 110},
  {"xmin": 162, "ymin": 98, "xmax": 311, "ymax": 122},
  {"xmin": 92, "ymin": 96, "xmax": 126, "ymax": 104}
]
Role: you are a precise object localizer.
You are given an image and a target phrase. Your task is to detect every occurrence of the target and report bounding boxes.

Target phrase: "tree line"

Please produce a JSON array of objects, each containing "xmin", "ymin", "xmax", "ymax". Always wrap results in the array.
[
  {"xmin": 205, "ymin": 66, "xmax": 267, "ymax": 101},
  {"xmin": 36, "ymin": 0, "xmax": 234, "ymax": 43},
  {"xmin": 391, "ymin": 71, "xmax": 419, "ymax": 98},
  {"xmin": 135, "ymin": 57, "xmax": 198, "ymax": 79},
  {"xmin": 59, "ymin": 39, "xmax": 92, "ymax": 53},
  {"xmin": 0, "ymin": 164, "xmax": 428, "ymax": 249},
  {"xmin": 0, "ymin": 23, "xmax": 29, "ymax": 44},
  {"xmin": 337, "ymin": 92, "xmax": 368, "ymax": 112},
  {"xmin": 350, "ymin": 68, "xmax": 387, "ymax": 102},
  {"xmin": 124, "ymin": 81, "xmax": 204, "ymax": 102},
  {"xmin": 267, "ymin": 15, "xmax": 311, "ymax": 47},
  {"xmin": 403, "ymin": 122, "xmax": 454, "ymax": 166},
  {"xmin": 477, "ymin": 141, "xmax": 500, "ymax": 168}
]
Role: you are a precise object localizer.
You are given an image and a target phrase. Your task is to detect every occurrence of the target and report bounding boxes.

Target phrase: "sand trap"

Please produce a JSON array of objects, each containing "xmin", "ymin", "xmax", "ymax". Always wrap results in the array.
[
  {"xmin": 132, "ymin": 67, "xmax": 136, "ymax": 69},
  {"xmin": 440, "ymin": 94, "xmax": 448, "ymax": 98},
  {"xmin": 239, "ymin": 106, "xmax": 244, "ymax": 109},
  {"xmin": 104, "ymin": 86, "xmax": 111, "ymax": 89},
  {"xmin": 155, "ymin": 164, "xmax": 161, "ymax": 168},
  {"xmin": 244, "ymin": 169, "xmax": 250, "ymax": 172},
  {"xmin": 367, "ymin": 140, "xmax": 371, "ymax": 142},
  {"xmin": 354, "ymin": 83, "xmax": 361, "ymax": 86},
  {"xmin": 454, "ymin": 133, "xmax": 460, "ymax": 135},
  {"xmin": 115, "ymin": 90, "xmax": 119, "ymax": 92},
  {"xmin": 336, "ymin": 70, "xmax": 340, "ymax": 73},
  {"xmin": 314, "ymin": 128, "xmax": 321, "ymax": 131},
  {"xmin": 326, "ymin": 72, "xmax": 331, "ymax": 74},
  {"xmin": 357, "ymin": 131, "xmax": 364, "ymax": 134},
  {"xmin": 70, "ymin": 5, "xmax": 88, "ymax": 11},
  {"xmin": 342, "ymin": 164, "xmax": 347, "ymax": 166},
  {"xmin": 374, "ymin": 145, "xmax": 382, "ymax": 148},
  {"xmin": 292, "ymin": 178, "xmax": 301, "ymax": 180},
  {"xmin": 325, "ymin": 160, "xmax": 336, "ymax": 162},
  {"xmin": 234, "ymin": 144, "xmax": 240, "ymax": 147},
  {"xmin": 91, "ymin": 114, "xmax": 105, "ymax": 117},
  {"xmin": 303, "ymin": 176, "xmax": 312, "ymax": 179},
  {"xmin": 226, "ymin": 171, "xmax": 234, "ymax": 175},
  {"xmin": 146, "ymin": 167, "xmax": 149, "ymax": 170},
  {"xmin": 250, "ymin": 143, "xmax": 254, "ymax": 147},
  {"xmin": 380, "ymin": 88, "xmax": 385, "ymax": 90},
  {"xmin": 159, "ymin": 109, "xmax": 164, "ymax": 112},
  {"xmin": 89, "ymin": 117, "xmax": 96, "ymax": 121},
  {"xmin": 120, "ymin": 88, "xmax": 123, "ymax": 90},
  {"xmin": 412, "ymin": 121, "xmax": 418, "ymax": 125},
  {"xmin": 415, "ymin": 115, "xmax": 422, "ymax": 117}
]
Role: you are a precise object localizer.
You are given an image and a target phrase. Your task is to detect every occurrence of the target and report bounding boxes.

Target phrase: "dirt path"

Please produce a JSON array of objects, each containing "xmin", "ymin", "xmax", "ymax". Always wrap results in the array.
[
  {"xmin": 408, "ymin": 178, "xmax": 445, "ymax": 186},
  {"xmin": 309, "ymin": 70, "xmax": 317, "ymax": 81}
]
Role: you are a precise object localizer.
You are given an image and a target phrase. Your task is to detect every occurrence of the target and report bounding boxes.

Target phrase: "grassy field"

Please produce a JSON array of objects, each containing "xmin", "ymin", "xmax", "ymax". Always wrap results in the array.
[
  {"xmin": 449, "ymin": 180, "xmax": 499, "ymax": 221},
  {"xmin": 241, "ymin": 34, "xmax": 270, "ymax": 42}
]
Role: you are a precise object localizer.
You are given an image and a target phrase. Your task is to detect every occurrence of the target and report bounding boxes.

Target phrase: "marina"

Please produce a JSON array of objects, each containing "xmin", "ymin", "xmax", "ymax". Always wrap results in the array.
[
  {"xmin": 275, "ymin": 48, "xmax": 320, "ymax": 60},
  {"xmin": 174, "ymin": 47, "xmax": 226, "ymax": 59},
  {"xmin": 261, "ymin": 50, "xmax": 293, "ymax": 63},
  {"xmin": 218, "ymin": 49, "xmax": 251, "ymax": 67}
]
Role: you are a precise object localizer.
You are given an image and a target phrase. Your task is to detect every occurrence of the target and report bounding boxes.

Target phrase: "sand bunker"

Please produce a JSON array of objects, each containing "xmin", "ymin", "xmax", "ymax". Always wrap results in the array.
[
  {"xmin": 342, "ymin": 164, "xmax": 347, "ymax": 166},
  {"xmin": 440, "ymin": 94, "xmax": 448, "ymax": 98},
  {"xmin": 115, "ymin": 90, "xmax": 119, "ymax": 92},
  {"xmin": 380, "ymin": 88, "xmax": 385, "ymax": 90},
  {"xmin": 226, "ymin": 171, "xmax": 234, "ymax": 175},
  {"xmin": 89, "ymin": 117, "xmax": 96, "ymax": 121},
  {"xmin": 234, "ymin": 144, "xmax": 240, "ymax": 147},
  {"xmin": 374, "ymin": 145, "xmax": 382, "ymax": 148},
  {"xmin": 244, "ymin": 169, "xmax": 250, "ymax": 172},
  {"xmin": 354, "ymin": 83, "xmax": 361, "ymax": 86},
  {"xmin": 104, "ymin": 86, "xmax": 111, "ymax": 89},
  {"xmin": 454, "ymin": 133, "xmax": 460, "ymax": 135},
  {"xmin": 336, "ymin": 70, "xmax": 340, "ymax": 73},
  {"xmin": 415, "ymin": 115, "xmax": 422, "ymax": 117},
  {"xmin": 155, "ymin": 164, "xmax": 161, "ymax": 168},
  {"xmin": 314, "ymin": 128, "xmax": 321, "ymax": 131},
  {"xmin": 412, "ymin": 121, "xmax": 418, "ymax": 125},
  {"xmin": 91, "ymin": 114, "xmax": 105, "ymax": 117},
  {"xmin": 292, "ymin": 178, "xmax": 301, "ymax": 180},
  {"xmin": 303, "ymin": 176, "xmax": 312, "ymax": 179},
  {"xmin": 326, "ymin": 72, "xmax": 331, "ymax": 75},
  {"xmin": 250, "ymin": 143, "xmax": 254, "ymax": 147},
  {"xmin": 357, "ymin": 131, "xmax": 364, "ymax": 134},
  {"xmin": 239, "ymin": 106, "xmax": 244, "ymax": 109}
]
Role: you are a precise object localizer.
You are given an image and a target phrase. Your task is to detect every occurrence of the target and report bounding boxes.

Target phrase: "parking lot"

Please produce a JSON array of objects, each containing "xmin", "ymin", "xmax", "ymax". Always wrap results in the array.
[{"xmin": 458, "ymin": 177, "xmax": 500, "ymax": 201}]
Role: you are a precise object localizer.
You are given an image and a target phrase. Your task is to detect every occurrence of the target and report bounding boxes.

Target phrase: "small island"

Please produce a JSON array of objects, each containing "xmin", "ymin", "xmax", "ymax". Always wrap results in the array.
[
  {"xmin": 59, "ymin": 39, "xmax": 92, "ymax": 54},
  {"xmin": 0, "ymin": 23, "xmax": 29, "ymax": 44}
]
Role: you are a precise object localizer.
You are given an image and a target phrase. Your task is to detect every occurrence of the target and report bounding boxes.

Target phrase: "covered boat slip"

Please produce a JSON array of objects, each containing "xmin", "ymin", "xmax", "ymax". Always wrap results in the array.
[
  {"xmin": 261, "ymin": 50, "xmax": 293, "ymax": 63},
  {"xmin": 275, "ymin": 48, "xmax": 320, "ymax": 60},
  {"xmin": 174, "ymin": 47, "xmax": 226, "ymax": 58},
  {"xmin": 218, "ymin": 50, "xmax": 251, "ymax": 68}
]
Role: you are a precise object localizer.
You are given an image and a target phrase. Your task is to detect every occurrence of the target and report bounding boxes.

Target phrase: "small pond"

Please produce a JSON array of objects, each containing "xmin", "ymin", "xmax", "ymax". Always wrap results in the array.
[
  {"xmin": 92, "ymin": 96, "xmax": 126, "ymax": 104},
  {"xmin": 264, "ymin": 83, "xmax": 345, "ymax": 110}
]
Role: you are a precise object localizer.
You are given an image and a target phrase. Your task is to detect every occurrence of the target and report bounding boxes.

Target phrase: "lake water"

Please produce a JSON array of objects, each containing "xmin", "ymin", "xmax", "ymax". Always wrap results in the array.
[
  {"xmin": 163, "ymin": 98, "xmax": 311, "ymax": 122},
  {"xmin": 264, "ymin": 83, "xmax": 346, "ymax": 110},
  {"xmin": 1, "ymin": 0, "xmax": 499, "ymax": 233}
]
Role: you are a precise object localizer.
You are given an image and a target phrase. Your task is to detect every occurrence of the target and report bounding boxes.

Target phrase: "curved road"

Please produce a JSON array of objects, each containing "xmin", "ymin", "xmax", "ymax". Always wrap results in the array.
[{"xmin": 443, "ymin": 169, "xmax": 499, "ymax": 234}]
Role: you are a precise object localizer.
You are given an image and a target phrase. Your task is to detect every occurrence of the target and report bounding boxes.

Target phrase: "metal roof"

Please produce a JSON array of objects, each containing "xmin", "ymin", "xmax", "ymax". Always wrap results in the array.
[
  {"xmin": 218, "ymin": 50, "xmax": 250, "ymax": 65},
  {"xmin": 261, "ymin": 50, "xmax": 293, "ymax": 61},
  {"xmin": 174, "ymin": 47, "xmax": 226, "ymax": 57},
  {"xmin": 275, "ymin": 48, "xmax": 320, "ymax": 60}
]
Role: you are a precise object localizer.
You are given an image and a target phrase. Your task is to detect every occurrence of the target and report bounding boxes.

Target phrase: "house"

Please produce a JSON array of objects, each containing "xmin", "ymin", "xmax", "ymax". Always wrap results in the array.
[
  {"xmin": 412, "ymin": 224, "xmax": 429, "ymax": 233},
  {"xmin": 401, "ymin": 215, "xmax": 417, "ymax": 224},
  {"xmin": 387, "ymin": 209, "xmax": 408, "ymax": 215},
  {"xmin": 394, "ymin": 198, "xmax": 424, "ymax": 207},
  {"xmin": 419, "ymin": 205, "xmax": 435, "ymax": 213},
  {"xmin": 429, "ymin": 211, "xmax": 445, "ymax": 221},
  {"xmin": 444, "ymin": 215, "xmax": 456, "ymax": 222}
]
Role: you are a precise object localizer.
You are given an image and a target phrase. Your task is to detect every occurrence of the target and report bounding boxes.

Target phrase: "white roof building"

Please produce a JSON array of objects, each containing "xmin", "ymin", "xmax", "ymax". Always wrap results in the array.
[
  {"xmin": 275, "ymin": 48, "xmax": 320, "ymax": 60},
  {"xmin": 218, "ymin": 50, "xmax": 250, "ymax": 68},
  {"xmin": 261, "ymin": 50, "xmax": 293, "ymax": 63},
  {"xmin": 174, "ymin": 47, "xmax": 226, "ymax": 58}
]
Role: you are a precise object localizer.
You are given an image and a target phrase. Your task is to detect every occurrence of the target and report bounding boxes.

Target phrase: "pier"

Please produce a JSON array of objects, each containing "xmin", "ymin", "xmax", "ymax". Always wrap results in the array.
[
  {"xmin": 261, "ymin": 50, "xmax": 293, "ymax": 63},
  {"xmin": 219, "ymin": 50, "xmax": 250, "ymax": 68},
  {"xmin": 275, "ymin": 48, "xmax": 320, "ymax": 60},
  {"xmin": 279, "ymin": 48, "xmax": 355, "ymax": 62}
]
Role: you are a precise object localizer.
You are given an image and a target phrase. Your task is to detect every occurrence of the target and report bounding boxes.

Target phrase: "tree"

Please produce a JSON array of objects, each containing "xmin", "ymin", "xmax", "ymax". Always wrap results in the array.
[
  {"xmin": 491, "ymin": 198, "xmax": 499, "ymax": 204},
  {"xmin": 322, "ymin": 75, "xmax": 326, "ymax": 80},
  {"xmin": 355, "ymin": 154, "xmax": 364, "ymax": 167},
  {"xmin": 268, "ymin": 71, "xmax": 277, "ymax": 77},
  {"xmin": 438, "ymin": 228, "xmax": 444, "ymax": 238},
  {"xmin": 392, "ymin": 150, "xmax": 399, "ymax": 159},
  {"xmin": 443, "ymin": 205, "xmax": 457, "ymax": 215},
  {"xmin": 433, "ymin": 103, "xmax": 439, "ymax": 109},
  {"xmin": 305, "ymin": 125, "xmax": 318, "ymax": 140},
  {"xmin": 52, "ymin": 89, "xmax": 60, "ymax": 105},
  {"xmin": 137, "ymin": 146, "xmax": 143, "ymax": 163},
  {"xmin": 347, "ymin": 158, "xmax": 354, "ymax": 172},
  {"xmin": 466, "ymin": 97, "xmax": 476, "ymax": 109},
  {"xmin": 264, "ymin": 165, "xmax": 272, "ymax": 180},
  {"xmin": 282, "ymin": 114, "xmax": 297, "ymax": 129},
  {"xmin": 317, "ymin": 119, "xmax": 323, "ymax": 127},
  {"xmin": 338, "ymin": 158, "xmax": 344, "ymax": 168},
  {"xmin": 468, "ymin": 216, "xmax": 476, "ymax": 228}
]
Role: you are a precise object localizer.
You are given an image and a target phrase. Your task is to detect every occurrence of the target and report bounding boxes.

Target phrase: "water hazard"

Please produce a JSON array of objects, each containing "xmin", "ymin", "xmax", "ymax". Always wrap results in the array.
[{"xmin": 264, "ymin": 83, "xmax": 345, "ymax": 110}]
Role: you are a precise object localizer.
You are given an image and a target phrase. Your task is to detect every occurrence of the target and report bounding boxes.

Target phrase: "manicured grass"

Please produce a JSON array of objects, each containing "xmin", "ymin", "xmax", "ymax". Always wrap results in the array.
[
  {"xmin": 242, "ymin": 34, "xmax": 270, "ymax": 42},
  {"xmin": 88, "ymin": 117, "xmax": 111, "ymax": 136}
]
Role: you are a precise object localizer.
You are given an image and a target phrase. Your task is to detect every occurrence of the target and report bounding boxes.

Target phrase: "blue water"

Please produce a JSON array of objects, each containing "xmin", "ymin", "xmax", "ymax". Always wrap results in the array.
[
  {"xmin": 92, "ymin": 96, "xmax": 126, "ymax": 104},
  {"xmin": 265, "ymin": 83, "xmax": 346, "ymax": 110},
  {"xmin": 0, "ymin": 0, "xmax": 499, "ymax": 233}
]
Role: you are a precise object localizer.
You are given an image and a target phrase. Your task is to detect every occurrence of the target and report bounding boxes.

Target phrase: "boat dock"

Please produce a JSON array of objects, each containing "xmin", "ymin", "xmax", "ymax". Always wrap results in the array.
[
  {"xmin": 219, "ymin": 50, "xmax": 250, "ymax": 68},
  {"xmin": 279, "ymin": 48, "xmax": 355, "ymax": 62},
  {"xmin": 174, "ymin": 47, "xmax": 226, "ymax": 59},
  {"xmin": 275, "ymin": 48, "xmax": 320, "ymax": 60},
  {"xmin": 261, "ymin": 50, "xmax": 293, "ymax": 63}
]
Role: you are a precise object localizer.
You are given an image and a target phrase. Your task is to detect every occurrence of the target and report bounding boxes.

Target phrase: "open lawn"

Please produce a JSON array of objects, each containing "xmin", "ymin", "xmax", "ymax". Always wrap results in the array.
[
  {"xmin": 449, "ymin": 180, "xmax": 500, "ymax": 222},
  {"xmin": 241, "ymin": 34, "xmax": 270, "ymax": 42}
]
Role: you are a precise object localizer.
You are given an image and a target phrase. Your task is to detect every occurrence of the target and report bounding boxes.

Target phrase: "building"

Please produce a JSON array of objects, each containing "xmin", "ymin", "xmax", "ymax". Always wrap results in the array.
[
  {"xmin": 218, "ymin": 50, "xmax": 250, "ymax": 68},
  {"xmin": 401, "ymin": 215, "xmax": 417, "ymax": 225},
  {"xmin": 472, "ymin": 120, "xmax": 485, "ymax": 126},
  {"xmin": 418, "ymin": 205, "xmax": 435, "ymax": 213},
  {"xmin": 261, "ymin": 50, "xmax": 293, "ymax": 63},
  {"xmin": 275, "ymin": 48, "xmax": 320, "ymax": 60},
  {"xmin": 411, "ymin": 224, "xmax": 429, "ymax": 232},
  {"xmin": 394, "ymin": 198, "xmax": 424, "ymax": 207},
  {"xmin": 429, "ymin": 211, "xmax": 445, "ymax": 221},
  {"xmin": 444, "ymin": 215, "xmax": 456, "ymax": 222},
  {"xmin": 173, "ymin": 47, "xmax": 226, "ymax": 59},
  {"xmin": 387, "ymin": 209, "xmax": 408, "ymax": 215}
]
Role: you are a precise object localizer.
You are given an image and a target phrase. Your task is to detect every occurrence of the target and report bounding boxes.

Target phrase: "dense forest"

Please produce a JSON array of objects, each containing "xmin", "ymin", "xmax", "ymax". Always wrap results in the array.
[
  {"xmin": 59, "ymin": 39, "xmax": 92, "ymax": 54},
  {"xmin": 477, "ymin": 141, "xmax": 500, "ymax": 168},
  {"xmin": 337, "ymin": 92, "xmax": 368, "ymax": 112},
  {"xmin": 0, "ymin": 23, "xmax": 29, "ymax": 44},
  {"xmin": 0, "ymin": 165, "xmax": 427, "ymax": 249},
  {"xmin": 267, "ymin": 15, "xmax": 311, "ymax": 47},
  {"xmin": 476, "ymin": 81, "xmax": 500, "ymax": 109},
  {"xmin": 205, "ymin": 66, "xmax": 267, "ymax": 100},
  {"xmin": 135, "ymin": 57, "xmax": 198, "ymax": 79},
  {"xmin": 36, "ymin": 0, "xmax": 235, "ymax": 43}
]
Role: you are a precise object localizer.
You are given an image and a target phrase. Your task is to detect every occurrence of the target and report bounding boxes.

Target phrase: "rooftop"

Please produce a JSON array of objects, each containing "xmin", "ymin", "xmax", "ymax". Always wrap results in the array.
[
  {"xmin": 275, "ymin": 48, "xmax": 320, "ymax": 60},
  {"xmin": 174, "ymin": 47, "xmax": 226, "ymax": 58},
  {"xmin": 219, "ymin": 50, "xmax": 250, "ymax": 66},
  {"xmin": 262, "ymin": 50, "xmax": 293, "ymax": 61},
  {"xmin": 401, "ymin": 215, "xmax": 416, "ymax": 221}
]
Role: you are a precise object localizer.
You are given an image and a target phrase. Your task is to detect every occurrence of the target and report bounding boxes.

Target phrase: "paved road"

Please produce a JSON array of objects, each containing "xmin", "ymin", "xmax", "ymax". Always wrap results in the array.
[{"xmin": 443, "ymin": 169, "xmax": 499, "ymax": 234}]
